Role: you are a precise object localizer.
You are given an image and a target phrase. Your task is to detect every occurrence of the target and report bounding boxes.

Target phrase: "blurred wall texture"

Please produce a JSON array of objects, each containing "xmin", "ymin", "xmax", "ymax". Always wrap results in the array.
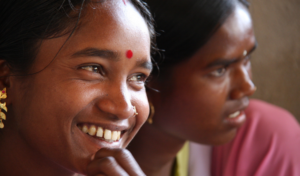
[{"xmin": 250, "ymin": 0, "xmax": 300, "ymax": 122}]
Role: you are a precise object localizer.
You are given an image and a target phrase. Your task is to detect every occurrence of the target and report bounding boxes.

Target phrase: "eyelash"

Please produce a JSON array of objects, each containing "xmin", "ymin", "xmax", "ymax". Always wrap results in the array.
[
  {"xmin": 209, "ymin": 56, "xmax": 252, "ymax": 77},
  {"xmin": 209, "ymin": 67, "xmax": 227, "ymax": 77},
  {"xmin": 80, "ymin": 65, "xmax": 106, "ymax": 76},
  {"xmin": 128, "ymin": 74, "xmax": 148, "ymax": 83},
  {"xmin": 80, "ymin": 65, "xmax": 149, "ymax": 84}
]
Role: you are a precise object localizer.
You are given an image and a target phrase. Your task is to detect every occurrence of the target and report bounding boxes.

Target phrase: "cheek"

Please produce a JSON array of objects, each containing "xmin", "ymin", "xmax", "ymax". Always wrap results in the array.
[
  {"xmin": 174, "ymin": 80, "xmax": 228, "ymax": 116},
  {"xmin": 11, "ymin": 73, "xmax": 92, "ymax": 144},
  {"xmin": 15, "ymin": 83, "xmax": 78, "ymax": 137},
  {"xmin": 122, "ymin": 91, "xmax": 149, "ymax": 148},
  {"xmin": 132, "ymin": 92, "xmax": 149, "ymax": 129},
  {"xmin": 155, "ymin": 79, "xmax": 229, "ymax": 138}
]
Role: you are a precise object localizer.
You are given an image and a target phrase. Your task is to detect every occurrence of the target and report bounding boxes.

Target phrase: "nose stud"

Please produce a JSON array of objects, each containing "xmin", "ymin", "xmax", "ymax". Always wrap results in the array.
[
  {"xmin": 243, "ymin": 50, "xmax": 247, "ymax": 56},
  {"xmin": 133, "ymin": 106, "xmax": 138, "ymax": 116}
]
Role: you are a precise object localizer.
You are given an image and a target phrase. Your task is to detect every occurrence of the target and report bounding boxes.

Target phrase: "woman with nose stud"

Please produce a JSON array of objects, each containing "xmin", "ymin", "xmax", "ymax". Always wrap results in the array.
[
  {"xmin": 0, "ymin": 0, "xmax": 156, "ymax": 175},
  {"xmin": 128, "ymin": 0, "xmax": 300, "ymax": 175}
]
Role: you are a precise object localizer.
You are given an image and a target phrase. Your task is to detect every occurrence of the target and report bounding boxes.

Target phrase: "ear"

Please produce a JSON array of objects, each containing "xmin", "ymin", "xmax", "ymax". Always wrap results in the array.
[{"xmin": 0, "ymin": 60, "xmax": 11, "ymax": 89}]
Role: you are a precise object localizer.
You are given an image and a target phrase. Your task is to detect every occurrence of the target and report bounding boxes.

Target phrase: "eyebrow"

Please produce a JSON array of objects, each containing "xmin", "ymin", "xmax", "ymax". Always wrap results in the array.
[
  {"xmin": 136, "ymin": 59, "xmax": 153, "ymax": 71},
  {"xmin": 71, "ymin": 48, "xmax": 120, "ymax": 61},
  {"xmin": 72, "ymin": 47, "xmax": 152, "ymax": 71},
  {"xmin": 207, "ymin": 41, "xmax": 258, "ymax": 68}
]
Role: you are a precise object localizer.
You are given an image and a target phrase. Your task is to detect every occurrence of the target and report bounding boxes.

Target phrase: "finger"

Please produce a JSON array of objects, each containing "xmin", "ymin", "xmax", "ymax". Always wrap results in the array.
[
  {"xmin": 93, "ymin": 148, "xmax": 145, "ymax": 176},
  {"xmin": 87, "ymin": 156, "xmax": 129, "ymax": 176}
]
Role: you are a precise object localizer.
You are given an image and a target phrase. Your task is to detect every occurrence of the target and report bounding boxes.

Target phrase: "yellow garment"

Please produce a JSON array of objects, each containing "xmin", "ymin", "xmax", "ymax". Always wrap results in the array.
[{"xmin": 173, "ymin": 142, "xmax": 189, "ymax": 176}]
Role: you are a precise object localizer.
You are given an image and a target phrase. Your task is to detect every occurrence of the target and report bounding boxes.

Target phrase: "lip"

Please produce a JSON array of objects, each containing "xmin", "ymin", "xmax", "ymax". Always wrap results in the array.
[
  {"xmin": 224, "ymin": 110, "xmax": 246, "ymax": 128},
  {"xmin": 223, "ymin": 99, "xmax": 249, "ymax": 128}
]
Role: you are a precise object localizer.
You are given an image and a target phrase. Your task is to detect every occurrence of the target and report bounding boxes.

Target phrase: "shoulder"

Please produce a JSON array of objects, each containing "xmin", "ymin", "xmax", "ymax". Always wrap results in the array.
[
  {"xmin": 244, "ymin": 99, "xmax": 300, "ymax": 140},
  {"xmin": 212, "ymin": 99, "xmax": 300, "ymax": 176},
  {"xmin": 246, "ymin": 99, "xmax": 295, "ymax": 121}
]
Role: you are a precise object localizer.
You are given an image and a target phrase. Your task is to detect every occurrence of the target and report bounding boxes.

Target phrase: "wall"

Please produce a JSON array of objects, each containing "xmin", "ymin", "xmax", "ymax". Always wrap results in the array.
[{"xmin": 250, "ymin": 0, "xmax": 300, "ymax": 122}]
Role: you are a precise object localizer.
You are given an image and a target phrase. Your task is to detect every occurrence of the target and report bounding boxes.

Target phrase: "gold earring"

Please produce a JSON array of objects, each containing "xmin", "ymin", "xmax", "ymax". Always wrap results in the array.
[
  {"xmin": 147, "ymin": 102, "xmax": 155, "ymax": 124},
  {"xmin": 133, "ymin": 106, "xmax": 138, "ymax": 116},
  {"xmin": 0, "ymin": 88, "xmax": 7, "ymax": 129}
]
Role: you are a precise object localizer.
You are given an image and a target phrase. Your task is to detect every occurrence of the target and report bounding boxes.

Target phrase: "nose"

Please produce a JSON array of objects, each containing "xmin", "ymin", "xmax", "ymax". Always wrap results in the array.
[
  {"xmin": 229, "ymin": 66, "xmax": 256, "ymax": 100},
  {"xmin": 96, "ymin": 83, "xmax": 134, "ymax": 120}
]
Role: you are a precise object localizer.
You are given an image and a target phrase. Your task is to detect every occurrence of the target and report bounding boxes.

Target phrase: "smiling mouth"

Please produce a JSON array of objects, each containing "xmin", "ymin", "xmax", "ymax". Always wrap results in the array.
[{"xmin": 78, "ymin": 124, "xmax": 124, "ymax": 143}]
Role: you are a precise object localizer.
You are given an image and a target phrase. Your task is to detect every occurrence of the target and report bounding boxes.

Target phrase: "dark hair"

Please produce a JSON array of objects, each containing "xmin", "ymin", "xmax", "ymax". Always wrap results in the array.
[
  {"xmin": 145, "ymin": 0, "xmax": 248, "ymax": 72},
  {"xmin": 0, "ymin": 0, "xmax": 156, "ymax": 74}
]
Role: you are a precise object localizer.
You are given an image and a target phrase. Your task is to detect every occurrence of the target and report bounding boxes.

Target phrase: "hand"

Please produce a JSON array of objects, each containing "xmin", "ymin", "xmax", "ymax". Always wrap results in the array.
[{"xmin": 86, "ymin": 148, "xmax": 146, "ymax": 176}]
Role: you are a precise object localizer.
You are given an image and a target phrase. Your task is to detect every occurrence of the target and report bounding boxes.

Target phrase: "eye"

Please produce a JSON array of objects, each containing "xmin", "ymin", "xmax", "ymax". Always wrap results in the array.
[
  {"xmin": 128, "ymin": 74, "xmax": 147, "ymax": 83},
  {"xmin": 209, "ymin": 67, "xmax": 226, "ymax": 77},
  {"xmin": 80, "ymin": 65, "xmax": 106, "ymax": 76}
]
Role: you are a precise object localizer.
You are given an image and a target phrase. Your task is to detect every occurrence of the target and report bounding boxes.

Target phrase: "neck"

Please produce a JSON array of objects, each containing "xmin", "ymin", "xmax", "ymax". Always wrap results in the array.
[
  {"xmin": 128, "ymin": 122, "xmax": 186, "ymax": 176},
  {"xmin": 0, "ymin": 126, "xmax": 75, "ymax": 176}
]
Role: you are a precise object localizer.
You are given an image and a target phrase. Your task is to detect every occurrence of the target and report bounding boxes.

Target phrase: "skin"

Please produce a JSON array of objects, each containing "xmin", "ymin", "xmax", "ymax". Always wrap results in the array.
[
  {"xmin": 129, "ymin": 3, "xmax": 257, "ymax": 176},
  {"xmin": 0, "ymin": 1, "xmax": 150, "ymax": 176}
]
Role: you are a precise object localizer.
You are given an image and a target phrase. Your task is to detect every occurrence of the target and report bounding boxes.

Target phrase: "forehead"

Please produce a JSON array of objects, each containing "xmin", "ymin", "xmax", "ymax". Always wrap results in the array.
[
  {"xmin": 221, "ymin": 3, "xmax": 254, "ymax": 49},
  {"xmin": 197, "ymin": 3, "xmax": 255, "ymax": 59},
  {"xmin": 67, "ymin": 0, "xmax": 151, "ymax": 54}
]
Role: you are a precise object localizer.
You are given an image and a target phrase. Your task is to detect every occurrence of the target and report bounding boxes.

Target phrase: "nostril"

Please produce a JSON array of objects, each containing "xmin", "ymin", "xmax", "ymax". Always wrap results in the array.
[
  {"xmin": 96, "ymin": 99, "xmax": 132, "ymax": 120},
  {"xmin": 230, "ymin": 81, "xmax": 256, "ymax": 100},
  {"xmin": 242, "ymin": 82, "xmax": 256, "ymax": 97},
  {"xmin": 95, "ymin": 84, "xmax": 134, "ymax": 120}
]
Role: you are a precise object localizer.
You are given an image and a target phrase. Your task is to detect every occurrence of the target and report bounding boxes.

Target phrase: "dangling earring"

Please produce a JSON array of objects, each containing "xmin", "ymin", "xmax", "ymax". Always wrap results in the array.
[
  {"xmin": 147, "ymin": 102, "xmax": 155, "ymax": 124},
  {"xmin": 0, "ymin": 88, "xmax": 7, "ymax": 129}
]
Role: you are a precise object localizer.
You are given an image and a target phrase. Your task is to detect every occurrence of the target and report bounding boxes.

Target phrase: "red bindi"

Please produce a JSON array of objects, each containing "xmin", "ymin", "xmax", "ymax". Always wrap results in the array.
[{"xmin": 126, "ymin": 50, "xmax": 133, "ymax": 59}]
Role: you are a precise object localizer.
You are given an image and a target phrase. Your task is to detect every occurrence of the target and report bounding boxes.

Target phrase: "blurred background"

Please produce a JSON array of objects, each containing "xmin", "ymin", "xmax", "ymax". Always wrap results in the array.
[{"xmin": 250, "ymin": 0, "xmax": 300, "ymax": 122}]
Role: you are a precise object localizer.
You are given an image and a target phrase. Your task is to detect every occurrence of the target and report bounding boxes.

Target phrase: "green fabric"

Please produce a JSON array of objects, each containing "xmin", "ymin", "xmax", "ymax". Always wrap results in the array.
[{"xmin": 173, "ymin": 142, "xmax": 189, "ymax": 176}]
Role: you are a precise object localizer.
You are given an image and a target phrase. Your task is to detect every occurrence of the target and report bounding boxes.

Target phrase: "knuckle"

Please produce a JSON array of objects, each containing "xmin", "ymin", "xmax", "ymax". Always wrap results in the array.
[
  {"xmin": 100, "ymin": 156, "xmax": 116, "ymax": 167},
  {"xmin": 114, "ymin": 148, "xmax": 132, "ymax": 159}
]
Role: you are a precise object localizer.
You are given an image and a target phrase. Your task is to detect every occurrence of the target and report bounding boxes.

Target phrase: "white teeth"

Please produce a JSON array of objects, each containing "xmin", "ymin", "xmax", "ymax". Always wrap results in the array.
[
  {"xmin": 229, "ymin": 111, "xmax": 240, "ymax": 118},
  {"xmin": 112, "ymin": 131, "xmax": 118, "ymax": 140},
  {"xmin": 88, "ymin": 125, "xmax": 96, "ymax": 136},
  {"xmin": 82, "ymin": 125, "xmax": 89, "ymax": 133},
  {"xmin": 117, "ymin": 131, "xmax": 121, "ymax": 140},
  {"xmin": 79, "ymin": 124, "xmax": 121, "ymax": 142},
  {"xmin": 104, "ymin": 129, "xmax": 112, "ymax": 140},
  {"xmin": 96, "ymin": 127, "xmax": 103, "ymax": 137}
]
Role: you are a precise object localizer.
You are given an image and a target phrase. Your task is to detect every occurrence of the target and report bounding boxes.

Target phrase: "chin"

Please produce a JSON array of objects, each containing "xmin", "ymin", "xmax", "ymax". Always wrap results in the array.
[
  {"xmin": 195, "ymin": 129, "xmax": 237, "ymax": 146},
  {"xmin": 214, "ymin": 130, "xmax": 237, "ymax": 146}
]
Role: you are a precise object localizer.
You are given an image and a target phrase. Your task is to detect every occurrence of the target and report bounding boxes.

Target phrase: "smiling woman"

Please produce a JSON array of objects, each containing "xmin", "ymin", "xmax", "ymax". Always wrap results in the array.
[
  {"xmin": 128, "ymin": 0, "xmax": 300, "ymax": 175},
  {"xmin": 0, "ymin": 0, "xmax": 154, "ymax": 175}
]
